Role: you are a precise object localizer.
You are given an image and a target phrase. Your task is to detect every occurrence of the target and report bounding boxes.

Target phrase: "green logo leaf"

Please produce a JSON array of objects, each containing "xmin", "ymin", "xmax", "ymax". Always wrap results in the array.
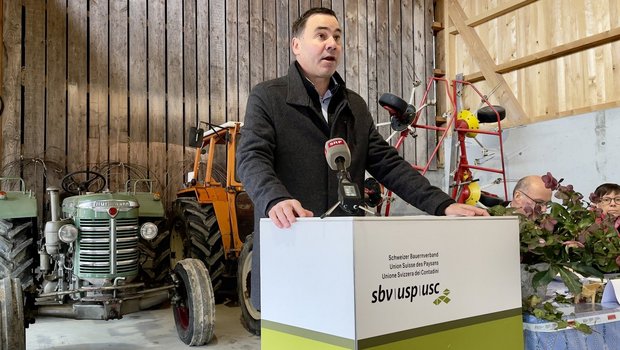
[{"xmin": 433, "ymin": 289, "xmax": 451, "ymax": 305}]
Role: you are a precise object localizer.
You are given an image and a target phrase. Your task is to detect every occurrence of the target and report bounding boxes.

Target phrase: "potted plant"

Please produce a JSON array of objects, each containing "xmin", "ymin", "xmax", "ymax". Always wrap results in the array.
[{"xmin": 488, "ymin": 173, "xmax": 620, "ymax": 332}]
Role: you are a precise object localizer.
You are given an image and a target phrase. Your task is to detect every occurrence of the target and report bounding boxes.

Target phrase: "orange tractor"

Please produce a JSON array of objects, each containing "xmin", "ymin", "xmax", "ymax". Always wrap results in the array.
[{"xmin": 171, "ymin": 121, "xmax": 260, "ymax": 335}]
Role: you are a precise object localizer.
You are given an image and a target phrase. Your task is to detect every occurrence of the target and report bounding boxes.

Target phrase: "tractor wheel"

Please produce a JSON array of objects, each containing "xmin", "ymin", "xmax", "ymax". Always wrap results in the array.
[
  {"xmin": 138, "ymin": 219, "xmax": 171, "ymax": 286},
  {"xmin": 237, "ymin": 234, "xmax": 261, "ymax": 335},
  {"xmin": 0, "ymin": 277, "xmax": 26, "ymax": 350},
  {"xmin": 171, "ymin": 199, "xmax": 225, "ymax": 293},
  {"xmin": 172, "ymin": 259, "xmax": 215, "ymax": 346},
  {"xmin": 0, "ymin": 219, "xmax": 36, "ymax": 290}
]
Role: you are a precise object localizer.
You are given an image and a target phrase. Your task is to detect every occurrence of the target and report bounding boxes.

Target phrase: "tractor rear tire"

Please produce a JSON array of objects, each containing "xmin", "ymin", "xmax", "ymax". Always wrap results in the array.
[
  {"xmin": 237, "ymin": 234, "xmax": 261, "ymax": 335},
  {"xmin": 0, "ymin": 277, "xmax": 26, "ymax": 350},
  {"xmin": 172, "ymin": 259, "xmax": 215, "ymax": 346},
  {"xmin": 171, "ymin": 200, "xmax": 226, "ymax": 293},
  {"xmin": 0, "ymin": 219, "xmax": 36, "ymax": 290},
  {"xmin": 138, "ymin": 219, "xmax": 171, "ymax": 286}
]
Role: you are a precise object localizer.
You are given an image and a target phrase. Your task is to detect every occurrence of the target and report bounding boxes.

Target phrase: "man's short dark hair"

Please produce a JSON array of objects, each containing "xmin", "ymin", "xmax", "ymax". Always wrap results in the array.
[
  {"xmin": 292, "ymin": 7, "xmax": 337, "ymax": 38},
  {"xmin": 594, "ymin": 183, "xmax": 620, "ymax": 198}
]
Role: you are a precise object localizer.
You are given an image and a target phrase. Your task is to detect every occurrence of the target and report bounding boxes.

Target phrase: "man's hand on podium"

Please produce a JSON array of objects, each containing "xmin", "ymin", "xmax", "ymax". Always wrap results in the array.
[
  {"xmin": 445, "ymin": 203, "xmax": 490, "ymax": 216},
  {"xmin": 268, "ymin": 199, "xmax": 314, "ymax": 228},
  {"xmin": 267, "ymin": 200, "xmax": 488, "ymax": 229}
]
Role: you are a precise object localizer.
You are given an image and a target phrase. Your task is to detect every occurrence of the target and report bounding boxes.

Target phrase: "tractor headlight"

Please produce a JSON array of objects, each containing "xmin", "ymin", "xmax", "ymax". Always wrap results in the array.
[
  {"xmin": 140, "ymin": 222, "xmax": 158, "ymax": 240},
  {"xmin": 58, "ymin": 224, "xmax": 78, "ymax": 243}
]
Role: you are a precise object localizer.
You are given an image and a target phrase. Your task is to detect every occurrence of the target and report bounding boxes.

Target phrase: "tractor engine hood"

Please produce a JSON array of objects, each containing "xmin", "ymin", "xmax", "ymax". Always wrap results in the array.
[{"xmin": 62, "ymin": 193, "xmax": 139, "ymax": 218}]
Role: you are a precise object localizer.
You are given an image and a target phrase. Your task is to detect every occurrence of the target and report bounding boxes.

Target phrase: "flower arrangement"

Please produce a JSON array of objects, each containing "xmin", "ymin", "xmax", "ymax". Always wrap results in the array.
[{"xmin": 488, "ymin": 173, "xmax": 620, "ymax": 332}]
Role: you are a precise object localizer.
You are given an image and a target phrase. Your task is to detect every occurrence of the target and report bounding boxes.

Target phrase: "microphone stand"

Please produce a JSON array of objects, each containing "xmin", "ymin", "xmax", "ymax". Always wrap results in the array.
[{"xmin": 320, "ymin": 169, "xmax": 377, "ymax": 219}]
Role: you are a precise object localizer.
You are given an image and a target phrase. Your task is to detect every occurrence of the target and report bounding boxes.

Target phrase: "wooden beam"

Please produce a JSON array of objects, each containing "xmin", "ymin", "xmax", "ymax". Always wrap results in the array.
[
  {"xmin": 434, "ymin": 0, "xmax": 450, "ymax": 118},
  {"xmin": 529, "ymin": 101, "xmax": 620, "ymax": 126},
  {"xmin": 465, "ymin": 27, "xmax": 620, "ymax": 83},
  {"xmin": 448, "ymin": 0, "xmax": 529, "ymax": 123},
  {"xmin": 447, "ymin": 0, "xmax": 537, "ymax": 35},
  {"xmin": 432, "ymin": 21, "xmax": 443, "ymax": 33}
]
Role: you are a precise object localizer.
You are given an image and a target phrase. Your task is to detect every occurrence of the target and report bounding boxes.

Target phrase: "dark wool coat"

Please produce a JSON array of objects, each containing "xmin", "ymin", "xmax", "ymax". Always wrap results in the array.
[{"xmin": 236, "ymin": 62, "xmax": 455, "ymax": 308}]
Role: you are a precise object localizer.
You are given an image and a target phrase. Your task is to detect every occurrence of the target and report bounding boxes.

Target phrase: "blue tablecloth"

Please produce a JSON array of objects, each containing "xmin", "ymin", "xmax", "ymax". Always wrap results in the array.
[{"xmin": 524, "ymin": 303, "xmax": 620, "ymax": 350}]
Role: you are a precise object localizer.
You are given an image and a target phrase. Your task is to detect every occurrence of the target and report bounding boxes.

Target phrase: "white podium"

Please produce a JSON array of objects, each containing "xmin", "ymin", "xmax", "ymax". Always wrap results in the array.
[{"xmin": 260, "ymin": 216, "xmax": 523, "ymax": 349}]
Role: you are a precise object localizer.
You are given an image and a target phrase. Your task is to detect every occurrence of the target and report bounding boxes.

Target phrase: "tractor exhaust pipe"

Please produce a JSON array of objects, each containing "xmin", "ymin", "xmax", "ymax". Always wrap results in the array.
[
  {"xmin": 47, "ymin": 186, "xmax": 61, "ymax": 222},
  {"xmin": 44, "ymin": 187, "xmax": 63, "ymax": 255}
]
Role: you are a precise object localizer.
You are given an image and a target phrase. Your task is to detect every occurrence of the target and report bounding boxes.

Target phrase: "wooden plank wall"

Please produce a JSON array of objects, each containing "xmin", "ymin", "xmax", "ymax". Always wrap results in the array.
[
  {"xmin": 443, "ymin": 0, "xmax": 620, "ymax": 127},
  {"xmin": 0, "ymin": 0, "xmax": 436, "ymax": 213},
  {"xmin": 0, "ymin": 0, "xmax": 2, "ymax": 167}
]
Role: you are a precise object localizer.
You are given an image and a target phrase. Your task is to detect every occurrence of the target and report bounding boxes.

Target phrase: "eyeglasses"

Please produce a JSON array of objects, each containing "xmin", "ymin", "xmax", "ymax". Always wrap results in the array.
[
  {"xmin": 599, "ymin": 197, "xmax": 620, "ymax": 205},
  {"xmin": 517, "ymin": 190, "xmax": 548, "ymax": 206}
]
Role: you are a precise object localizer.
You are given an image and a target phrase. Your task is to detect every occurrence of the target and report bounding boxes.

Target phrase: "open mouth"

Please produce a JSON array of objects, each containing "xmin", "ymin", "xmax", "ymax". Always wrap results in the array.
[{"xmin": 322, "ymin": 56, "xmax": 336, "ymax": 62}]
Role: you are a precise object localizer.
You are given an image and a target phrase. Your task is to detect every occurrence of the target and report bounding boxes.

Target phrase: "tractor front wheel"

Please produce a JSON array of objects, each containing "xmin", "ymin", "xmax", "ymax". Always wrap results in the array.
[
  {"xmin": 237, "ymin": 234, "xmax": 261, "ymax": 335},
  {"xmin": 0, "ymin": 277, "xmax": 26, "ymax": 350},
  {"xmin": 171, "ymin": 259, "xmax": 215, "ymax": 346}
]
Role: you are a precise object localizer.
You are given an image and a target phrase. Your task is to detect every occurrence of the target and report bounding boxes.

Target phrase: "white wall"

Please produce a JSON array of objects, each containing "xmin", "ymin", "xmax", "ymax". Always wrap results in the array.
[{"xmin": 465, "ymin": 107, "xmax": 620, "ymax": 202}]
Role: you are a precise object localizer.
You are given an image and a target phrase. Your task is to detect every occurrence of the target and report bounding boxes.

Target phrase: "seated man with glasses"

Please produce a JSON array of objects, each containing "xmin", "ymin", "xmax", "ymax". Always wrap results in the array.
[
  {"xmin": 509, "ymin": 175, "xmax": 553, "ymax": 214},
  {"xmin": 593, "ymin": 184, "xmax": 620, "ymax": 227}
]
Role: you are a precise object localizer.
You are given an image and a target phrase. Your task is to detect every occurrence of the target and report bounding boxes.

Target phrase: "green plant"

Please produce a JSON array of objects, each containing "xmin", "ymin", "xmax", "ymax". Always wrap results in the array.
[
  {"xmin": 522, "ymin": 294, "xmax": 592, "ymax": 334},
  {"xmin": 488, "ymin": 172, "xmax": 620, "ymax": 331}
]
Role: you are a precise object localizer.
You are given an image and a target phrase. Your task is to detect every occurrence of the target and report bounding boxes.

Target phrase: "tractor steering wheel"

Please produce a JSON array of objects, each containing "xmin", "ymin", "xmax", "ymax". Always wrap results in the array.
[{"xmin": 61, "ymin": 170, "xmax": 107, "ymax": 195}]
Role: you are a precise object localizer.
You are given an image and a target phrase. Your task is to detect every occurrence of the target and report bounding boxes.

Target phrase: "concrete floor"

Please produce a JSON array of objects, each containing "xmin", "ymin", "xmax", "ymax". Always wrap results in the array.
[{"xmin": 26, "ymin": 303, "xmax": 260, "ymax": 349}]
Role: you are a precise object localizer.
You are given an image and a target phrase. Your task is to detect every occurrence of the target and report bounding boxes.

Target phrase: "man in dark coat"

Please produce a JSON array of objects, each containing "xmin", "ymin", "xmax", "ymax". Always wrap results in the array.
[{"xmin": 236, "ymin": 7, "xmax": 488, "ymax": 310}]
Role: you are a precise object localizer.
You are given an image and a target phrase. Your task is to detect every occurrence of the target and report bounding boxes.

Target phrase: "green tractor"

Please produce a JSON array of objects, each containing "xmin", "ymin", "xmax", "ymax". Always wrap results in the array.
[
  {"xmin": 0, "ymin": 171, "xmax": 216, "ymax": 349},
  {"xmin": 0, "ymin": 177, "xmax": 38, "ymax": 349}
]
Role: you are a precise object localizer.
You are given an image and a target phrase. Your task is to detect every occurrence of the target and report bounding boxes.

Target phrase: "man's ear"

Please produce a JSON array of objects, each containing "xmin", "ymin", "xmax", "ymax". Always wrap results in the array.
[{"xmin": 291, "ymin": 37, "xmax": 300, "ymax": 55}]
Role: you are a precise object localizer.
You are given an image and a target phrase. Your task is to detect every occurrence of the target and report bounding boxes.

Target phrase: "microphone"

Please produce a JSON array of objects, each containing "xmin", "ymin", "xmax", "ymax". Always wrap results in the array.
[
  {"xmin": 324, "ymin": 138, "xmax": 351, "ymax": 174},
  {"xmin": 323, "ymin": 138, "xmax": 361, "ymax": 214}
]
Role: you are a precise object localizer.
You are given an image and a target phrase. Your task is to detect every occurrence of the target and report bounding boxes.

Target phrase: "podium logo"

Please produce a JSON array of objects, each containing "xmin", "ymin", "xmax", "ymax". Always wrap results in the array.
[
  {"xmin": 433, "ymin": 289, "xmax": 451, "ymax": 305},
  {"xmin": 370, "ymin": 283, "xmax": 441, "ymax": 304}
]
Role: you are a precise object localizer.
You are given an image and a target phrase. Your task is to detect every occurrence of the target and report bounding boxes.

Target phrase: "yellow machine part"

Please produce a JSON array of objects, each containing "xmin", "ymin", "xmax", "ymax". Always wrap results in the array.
[
  {"xmin": 465, "ymin": 181, "xmax": 481, "ymax": 205},
  {"xmin": 457, "ymin": 109, "xmax": 479, "ymax": 138}
]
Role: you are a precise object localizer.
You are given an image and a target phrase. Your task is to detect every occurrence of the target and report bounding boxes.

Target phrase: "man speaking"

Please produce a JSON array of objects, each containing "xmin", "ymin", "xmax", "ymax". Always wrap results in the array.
[{"xmin": 236, "ymin": 7, "xmax": 488, "ymax": 309}]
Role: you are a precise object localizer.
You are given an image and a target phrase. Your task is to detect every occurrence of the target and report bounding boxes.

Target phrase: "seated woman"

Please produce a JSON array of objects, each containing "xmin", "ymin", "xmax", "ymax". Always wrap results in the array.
[{"xmin": 593, "ymin": 183, "xmax": 620, "ymax": 229}]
